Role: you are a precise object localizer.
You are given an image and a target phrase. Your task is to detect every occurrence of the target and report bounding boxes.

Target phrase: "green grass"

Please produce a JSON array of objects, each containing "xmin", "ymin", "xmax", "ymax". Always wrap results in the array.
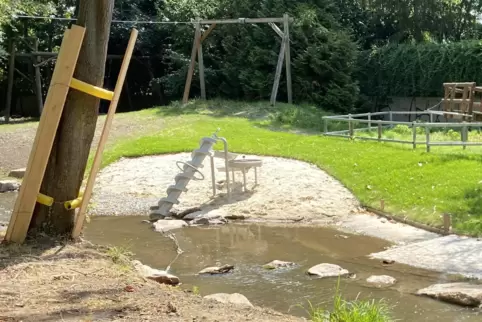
[
  {"xmin": 90, "ymin": 100, "xmax": 482, "ymax": 236},
  {"xmin": 303, "ymin": 279, "xmax": 394, "ymax": 322}
]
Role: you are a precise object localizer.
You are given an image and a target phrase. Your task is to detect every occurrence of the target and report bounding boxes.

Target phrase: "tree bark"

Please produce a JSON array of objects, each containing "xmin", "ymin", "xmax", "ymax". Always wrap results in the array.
[{"xmin": 30, "ymin": 0, "xmax": 114, "ymax": 236}]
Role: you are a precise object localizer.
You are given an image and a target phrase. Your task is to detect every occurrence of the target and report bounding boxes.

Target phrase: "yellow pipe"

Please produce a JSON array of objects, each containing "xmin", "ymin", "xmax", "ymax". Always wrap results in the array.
[
  {"xmin": 64, "ymin": 197, "xmax": 83, "ymax": 210},
  {"xmin": 37, "ymin": 193, "xmax": 54, "ymax": 207},
  {"xmin": 70, "ymin": 78, "xmax": 114, "ymax": 101}
]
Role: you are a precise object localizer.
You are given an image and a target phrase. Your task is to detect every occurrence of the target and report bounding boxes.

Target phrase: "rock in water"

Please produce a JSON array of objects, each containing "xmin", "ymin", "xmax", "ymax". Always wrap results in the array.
[
  {"xmin": 153, "ymin": 220, "xmax": 187, "ymax": 233},
  {"xmin": 366, "ymin": 275, "xmax": 397, "ymax": 287},
  {"xmin": 417, "ymin": 283, "xmax": 482, "ymax": 307},
  {"xmin": 0, "ymin": 180, "xmax": 20, "ymax": 193},
  {"xmin": 131, "ymin": 260, "xmax": 180, "ymax": 286},
  {"xmin": 263, "ymin": 260, "xmax": 296, "ymax": 270},
  {"xmin": 198, "ymin": 264, "xmax": 234, "ymax": 275},
  {"xmin": 8, "ymin": 168, "xmax": 25, "ymax": 179},
  {"xmin": 204, "ymin": 293, "xmax": 253, "ymax": 307},
  {"xmin": 187, "ymin": 209, "xmax": 228, "ymax": 226},
  {"xmin": 307, "ymin": 263, "xmax": 349, "ymax": 278}
]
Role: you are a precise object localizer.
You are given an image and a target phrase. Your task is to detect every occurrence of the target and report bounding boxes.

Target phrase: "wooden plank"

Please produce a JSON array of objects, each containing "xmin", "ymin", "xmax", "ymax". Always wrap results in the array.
[
  {"xmin": 270, "ymin": 35, "xmax": 287, "ymax": 105},
  {"xmin": 6, "ymin": 26, "xmax": 86, "ymax": 244},
  {"xmin": 199, "ymin": 17, "xmax": 288, "ymax": 24},
  {"xmin": 33, "ymin": 38, "xmax": 44, "ymax": 115},
  {"xmin": 201, "ymin": 24, "xmax": 216, "ymax": 42},
  {"xmin": 269, "ymin": 23, "xmax": 284, "ymax": 38},
  {"xmin": 182, "ymin": 23, "xmax": 202, "ymax": 104},
  {"xmin": 4, "ymin": 40, "xmax": 16, "ymax": 123},
  {"xmin": 197, "ymin": 23, "xmax": 206, "ymax": 100},
  {"xmin": 72, "ymin": 28, "xmax": 138, "ymax": 239},
  {"xmin": 283, "ymin": 14, "xmax": 292, "ymax": 104}
]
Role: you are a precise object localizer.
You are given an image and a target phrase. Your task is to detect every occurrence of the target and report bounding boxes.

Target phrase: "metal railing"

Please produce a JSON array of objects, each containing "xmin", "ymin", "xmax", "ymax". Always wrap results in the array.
[{"xmin": 322, "ymin": 110, "xmax": 482, "ymax": 152}]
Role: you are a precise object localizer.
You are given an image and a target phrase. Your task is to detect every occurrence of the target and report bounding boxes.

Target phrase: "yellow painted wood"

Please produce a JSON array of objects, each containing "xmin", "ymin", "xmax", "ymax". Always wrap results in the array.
[{"xmin": 70, "ymin": 78, "xmax": 114, "ymax": 100}]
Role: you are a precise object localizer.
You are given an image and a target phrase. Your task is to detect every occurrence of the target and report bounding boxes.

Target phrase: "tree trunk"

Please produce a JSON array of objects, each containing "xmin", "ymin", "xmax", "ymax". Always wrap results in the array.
[{"xmin": 30, "ymin": 0, "xmax": 114, "ymax": 236}]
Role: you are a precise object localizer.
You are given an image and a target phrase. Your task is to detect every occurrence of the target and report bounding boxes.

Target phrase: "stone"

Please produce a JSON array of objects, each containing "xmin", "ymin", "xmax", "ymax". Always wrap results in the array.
[
  {"xmin": 153, "ymin": 220, "xmax": 187, "ymax": 233},
  {"xmin": 417, "ymin": 283, "xmax": 482, "ymax": 307},
  {"xmin": 366, "ymin": 275, "xmax": 397, "ymax": 287},
  {"xmin": 188, "ymin": 209, "xmax": 228, "ymax": 226},
  {"xmin": 204, "ymin": 293, "xmax": 253, "ymax": 307},
  {"xmin": 307, "ymin": 263, "xmax": 349, "ymax": 278},
  {"xmin": 8, "ymin": 168, "xmax": 25, "ymax": 179},
  {"xmin": 131, "ymin": 260, "xmax": 180, "ymax": 286},
  {"xmin": 0, "ymin": 180, "xmax": 20, "ymax": 193},
  {"xmin": 198, "ymin": 264, "xmax": 234, "ymax": 275},
  {"xmin": 263, "ymin": 260, "xmax": 296, "ymax": 270}
]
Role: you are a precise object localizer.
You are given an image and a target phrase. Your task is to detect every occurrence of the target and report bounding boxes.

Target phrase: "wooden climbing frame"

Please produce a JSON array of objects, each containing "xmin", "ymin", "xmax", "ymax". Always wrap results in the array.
[{"xmin": 5, "ymin": 25, "xmax": 138, "ymax": 243}]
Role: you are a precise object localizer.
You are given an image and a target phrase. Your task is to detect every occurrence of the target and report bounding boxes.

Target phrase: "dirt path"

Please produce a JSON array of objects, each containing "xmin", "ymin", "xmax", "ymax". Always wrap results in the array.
[
  {"xmin": 0, "ymin": 241, "xmax": 302, "ymax": 322},
  {"xmin": 0, "ymin": 113, "xmax": 165, "ymax": 178}
]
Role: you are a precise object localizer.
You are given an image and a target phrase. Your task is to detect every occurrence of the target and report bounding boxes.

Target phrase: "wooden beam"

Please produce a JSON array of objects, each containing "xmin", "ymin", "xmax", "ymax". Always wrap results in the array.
[
  {"xmin": 198, "ymin": 24, "xmax": 206, "ymax": 100},
  {"xmin": 269, "ymin": 22, "xmax": 284, "ymax": 38},
  {"xmin": 15, "ymin": 52, "xmax": 149, "ymax": 59},
  {"xmin": 283, "ymin": 14, "xmax": 292, "ymax": 104},
  {"xmin": 6, "ymin": 25, "xmax": 86, "ymax": 244},
  {"xmin": 72, "ymin": 28, "xmax": 138, "ymax": 239},
  {"xmin": 4, "ymin": 40, "xmax": 16, "ymax": 124},
  {"xmin": 270, "ymin": 35, "xmax": 287, "ymax": 106},
  {"xmin": 198, "ymin": 17, "xmax": 290, "ymax": 24},
  {"xmin": 33, "ymin": 38, "xmax": 44, "ymax": 114},
  {"xmin": 182, "ymin": 22, "xmax": 202, "ymax": 104},
  {"xmin": 201, "ymin": 23, "xmax": 217, "ymax": 42}
]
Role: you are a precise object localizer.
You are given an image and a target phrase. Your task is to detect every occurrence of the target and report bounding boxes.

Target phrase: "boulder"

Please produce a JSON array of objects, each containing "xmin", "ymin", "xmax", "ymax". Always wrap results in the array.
[
  {"xmin": 417, "ymin": 283, "xmax": 482, "ymax": 307},
  {"xmin": 131, "ymin": 260, "xmax": 180, "ymax": 286},
  {"xmin": 263, "ymin": 260, "xmax": 296, "ymax": 270},
  {"xmin": 198, "ymin": 264, "xmax": 234, "ymax": 275},
  {"xmin": 8, "ymin": 168, "xmax": 25, "ymax": 179},
  {"xmin": 153, "ymin": 220, "xmax": 187, "ymax": 233},
  {"xmin": 0, "ymin": 180, "xmax": 20, "ymax": 193},
  {"xmin": 204, "ymin": 293, "xmax": 253, "ymax": 307},
  {"xmin": 307, "ymin": 263, "xmax": 349, "ymax": 278},
  {"xmin": 366, "ymin": 275, "xmax": 397, "ymax": 287}
]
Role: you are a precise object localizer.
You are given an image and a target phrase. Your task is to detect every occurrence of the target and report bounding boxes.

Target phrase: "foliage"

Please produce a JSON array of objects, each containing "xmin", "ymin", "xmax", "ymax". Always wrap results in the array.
[{"xmin": 358, "ymin": 40, "xmax": 482, "ymax": 98}]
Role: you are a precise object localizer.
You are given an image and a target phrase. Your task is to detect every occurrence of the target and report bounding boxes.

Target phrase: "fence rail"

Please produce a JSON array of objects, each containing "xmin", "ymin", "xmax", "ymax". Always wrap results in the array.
[{"xmin": 322, "ymin": 110, "xmax": 482, "ymax": 152}]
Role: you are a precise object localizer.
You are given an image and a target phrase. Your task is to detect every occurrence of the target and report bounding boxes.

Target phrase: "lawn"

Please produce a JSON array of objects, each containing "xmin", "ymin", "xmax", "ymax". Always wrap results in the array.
[{"xmin": 94, "ymin": 100, "xmax": 482, "ymax": 236}]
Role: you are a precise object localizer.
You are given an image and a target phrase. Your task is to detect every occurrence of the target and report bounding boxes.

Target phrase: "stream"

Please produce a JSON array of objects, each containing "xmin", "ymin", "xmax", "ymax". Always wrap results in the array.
[{"xmin": 85, "ymin": 216, "xmax": 481, "ymax": 322}]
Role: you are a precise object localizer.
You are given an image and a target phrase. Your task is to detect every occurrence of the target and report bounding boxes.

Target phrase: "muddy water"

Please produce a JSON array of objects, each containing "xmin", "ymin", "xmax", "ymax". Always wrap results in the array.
[
  {"xmin": 0, "ymin": 192, "xmax": 16, "ymax": 223},
  {"xmin": 85, "ymin": 216, "xmax": 480, "ymax": 322}
]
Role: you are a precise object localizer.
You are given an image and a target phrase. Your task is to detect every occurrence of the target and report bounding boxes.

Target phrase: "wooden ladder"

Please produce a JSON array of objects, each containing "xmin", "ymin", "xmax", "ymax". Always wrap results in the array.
[{"xmin": 5, "ymin": 24, "xmax": 138, "ymax": 243}]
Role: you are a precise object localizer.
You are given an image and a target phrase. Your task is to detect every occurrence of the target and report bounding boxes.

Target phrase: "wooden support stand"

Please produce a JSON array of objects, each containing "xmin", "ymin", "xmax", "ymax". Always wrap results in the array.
[
  {"xmin": 5, "ymin": 25, "xmax": 138, "ymax": 243},
  {"xmin": 182, "ymin": 15, "xmax": 292, "ymax": 105}
]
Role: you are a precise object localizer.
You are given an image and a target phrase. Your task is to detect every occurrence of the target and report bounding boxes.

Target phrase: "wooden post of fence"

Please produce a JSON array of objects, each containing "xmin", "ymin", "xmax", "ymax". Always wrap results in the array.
[
  {"xmin": 429, "ymin": 112, "xmax": 434, "ymax": 123},
  {"xmin": 4, "ymin": 39, "xmax": 16, "ymax": 123},
  {"xmin": 389, "ymin": 110, "xmax": 393, "ymax": 128},
  {"xmin": 462, "ymin": 123, "xmax": 467, "ymax": 150},
  {"xmin": 412, "ymin": 122, "xmax": 417, "ymax": 149},
  {"xmin": 443, "ymin": 213, "xmax": 451, "ymax": 234},
  {"xmin": 377, "ymin": 122, "xmax": 382, "ymax": 141},
  {"xmin": 368, "ymin": 113, "xmax": 372, "ymax": 131},
  {"xmin": 348, "ymin": 114, "xmax": 354, "ymax": 138},
  {"xmin": 425, "ymin": 126, "xmax": 430, "ymax": 152},
  {"xmin": 323, "ymin": 118, "xmax": 328, "ymax": 133}
]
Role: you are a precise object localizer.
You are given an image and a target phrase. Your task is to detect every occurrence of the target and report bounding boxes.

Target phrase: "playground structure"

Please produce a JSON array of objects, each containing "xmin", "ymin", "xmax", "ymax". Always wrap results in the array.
[
  {"xmin": 323, "ymin": 82, "xmax": 482, "ymax": 152},
  {"xmin": 4, "ymin": 25, "xmax": 138, "ymax": 243},
  {"xmin": 150, "ymin": 131, "xmax": 263, "ymax": 221}
]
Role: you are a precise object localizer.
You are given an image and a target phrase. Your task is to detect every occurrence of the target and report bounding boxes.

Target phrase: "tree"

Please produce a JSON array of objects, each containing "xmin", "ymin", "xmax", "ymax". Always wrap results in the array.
[{"xmin": 30, "ymin": 0, "xmax": 114, "ymax": 236}]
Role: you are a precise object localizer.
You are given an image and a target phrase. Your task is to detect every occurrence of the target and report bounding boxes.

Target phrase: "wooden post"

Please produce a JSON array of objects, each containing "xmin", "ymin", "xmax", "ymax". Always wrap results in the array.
[
  {"xmin": 412, "ymin": 122, "xmax": 417, "ymax": 149},
  {"xmin": 368, "ymin": 113, "xmax": 372, "ymax": 131},
  {"xmin": 462, "ymin": 123, "xmax": 468, "ymax": 150},
  {"xmin": 6, "ymin": 26, "xmax": 86, "ymax": 243},
  {"xmin": 197, "ymin": 22, "xmax": 206, "ymax": 100},
  {"xmin": 72, "ymin": 29, "xmax": 138, "ymax": 239},
  {"xmin": 426, "ymin": 126, "xmax": 431, "ymax": 152},
  {"xmin": 33, "ymin": 38, "xmax": 44, "ymax": 115},
  {"xmin": 270, "ymin": 35, "xmax": 287, "ymax": 105},
  {"xmin": 182, "ymin": 22, "xmax": 202, "ymax": 104},
  {"xmin": 443, "ymin": 213, "xmax": 451, "ymax": 234},
  {"xmin": 348, "ymin": 114, "xmax": 354, "ymax": 138},
  {"xmin": 377, "ymin": 122, "xmax": 382, "ymax": 141},
  {"xmin": 4, "ymin": 40, "xmax": 16, "ymax": 123},
  {"xmin": 323, "ymin": 118, "xmax": 328, "ymax": 133},
  {"xmin": 283, "ymin": 13, "xmax": 292, "ymax": 104}
]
